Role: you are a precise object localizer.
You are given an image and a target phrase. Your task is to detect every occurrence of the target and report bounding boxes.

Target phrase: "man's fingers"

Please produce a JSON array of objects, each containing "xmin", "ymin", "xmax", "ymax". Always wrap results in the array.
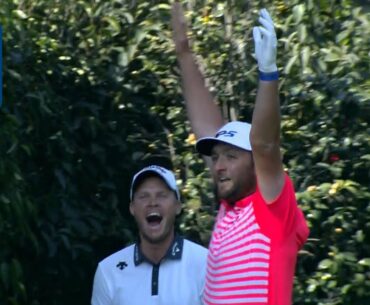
[
  {"xmin": 253, "ymin": 26, "xmax": 262, "ymax": 44},
  {"xmin": 258, "ymin": 26, "xmax": 277, "ymax": 48},
  {"xmin": 257, "ymin": 26, "xmax": 270, "ymax": 37},
  {"xmin": 260, "ymin": 8, "xmax": 274, "ymax": 25},
  {"xmin": 258, "ymin": 16, "xmax": 275, "ymax": 34}
]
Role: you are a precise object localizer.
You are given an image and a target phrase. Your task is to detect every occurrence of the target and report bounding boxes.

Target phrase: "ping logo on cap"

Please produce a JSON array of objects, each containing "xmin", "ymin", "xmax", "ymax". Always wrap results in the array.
[
  {"xmin": 196, "ymin": 121, "xmax": 252, "ymax": 155},
  {"xmin": 216, "ymin": 130, "xmax": 237, "ymax": 138}
]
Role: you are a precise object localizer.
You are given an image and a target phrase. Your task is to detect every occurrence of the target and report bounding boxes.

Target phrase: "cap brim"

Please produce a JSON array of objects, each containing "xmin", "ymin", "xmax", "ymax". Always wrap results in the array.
[
  {"xmin": 195, "ymin": 137, "xmax": 225, "ymax": 156},
  {"xmin": 196, "ymin": 137, "xmax": 252, "ymax": 156}
]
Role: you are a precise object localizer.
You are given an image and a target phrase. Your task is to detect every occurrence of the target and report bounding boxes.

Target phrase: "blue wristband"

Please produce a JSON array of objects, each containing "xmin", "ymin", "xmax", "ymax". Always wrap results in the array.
[{"xmin": 259, "ymin": 70, "xmax": 279, "ymax": 81}]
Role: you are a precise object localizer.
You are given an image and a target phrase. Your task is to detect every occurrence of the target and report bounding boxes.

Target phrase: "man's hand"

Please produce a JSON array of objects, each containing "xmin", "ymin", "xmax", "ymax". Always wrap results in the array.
[
  {"xmin": 171, "ymin": 2, "xmax": 191, "ymax": 55},
  {"xmin": 253, "ymin": 9, "xmax": 278, "ymax": 73}
]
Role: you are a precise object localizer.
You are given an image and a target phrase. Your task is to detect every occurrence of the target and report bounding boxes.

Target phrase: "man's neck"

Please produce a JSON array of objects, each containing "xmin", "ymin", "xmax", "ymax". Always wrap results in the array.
[
  {"xmin": 224, "ymin": 188, "xmax": 256, "ymax": 206},
  {"xmin": 140, "ymin": 233, "xmax": 175, "ymax": 265}
]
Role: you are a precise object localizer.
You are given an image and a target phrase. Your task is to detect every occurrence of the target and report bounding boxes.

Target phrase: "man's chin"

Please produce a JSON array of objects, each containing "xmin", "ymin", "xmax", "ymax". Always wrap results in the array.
[
  {"xmin": 217, "ymin": 190, "xmax": 234, "ymax": 202},
  {"xmin": 143, "ymin": 236, "xmax": 164, "ymax": 244},
  {"xmin": 218, "ymin": 187, "xmax": 247, "ymax": 203}
]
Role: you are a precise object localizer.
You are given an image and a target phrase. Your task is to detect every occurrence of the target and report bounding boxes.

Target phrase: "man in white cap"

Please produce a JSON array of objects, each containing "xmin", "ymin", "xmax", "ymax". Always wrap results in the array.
[
  {"xmin": 171, "ymin": 3, "xmax": 309, "ymax": 305},
  {"xmin": 91, "ymin": 165, "xmax": 207, "ymax": 305}
]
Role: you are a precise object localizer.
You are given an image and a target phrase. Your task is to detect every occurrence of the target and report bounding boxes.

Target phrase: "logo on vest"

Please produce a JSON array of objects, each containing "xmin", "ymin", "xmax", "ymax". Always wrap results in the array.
[
  {"xmin": 116, "ymin": 261, "xmax": 128, "ymax": 270},
  {"xmin": 171, "ymin": 242, "xmax": 180, "ymax": 256}
]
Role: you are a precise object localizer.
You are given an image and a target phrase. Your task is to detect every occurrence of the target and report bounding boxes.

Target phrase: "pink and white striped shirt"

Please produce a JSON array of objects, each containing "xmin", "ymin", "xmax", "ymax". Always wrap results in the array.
[{"xmin": 203, "ymin": 174, "xmax": 309, "ymax": 305}]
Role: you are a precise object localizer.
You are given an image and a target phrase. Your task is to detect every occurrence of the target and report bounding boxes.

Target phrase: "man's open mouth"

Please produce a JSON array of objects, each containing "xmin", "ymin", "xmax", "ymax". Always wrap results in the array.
[
  {"xmin": 146, "ymin": 212, "xmax": 163, "ymax": 225},
  {"xmin": 218, "ymin": 177, "xmax": 231, "ymax": 184}
]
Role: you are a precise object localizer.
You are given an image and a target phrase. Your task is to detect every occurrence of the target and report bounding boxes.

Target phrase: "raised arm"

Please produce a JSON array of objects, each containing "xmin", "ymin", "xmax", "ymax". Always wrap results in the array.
[
  {"xmin": 250, "ymin": 9, "xmax": 285, "ymax": 203},
  {"xmin": 171, "ymin": 2, "xmax": 224, "ymax": 139}
]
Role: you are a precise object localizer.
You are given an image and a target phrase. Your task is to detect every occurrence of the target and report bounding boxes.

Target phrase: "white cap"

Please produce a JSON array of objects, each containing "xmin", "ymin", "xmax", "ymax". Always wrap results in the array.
[
  {"xmin": 130, "ymin": 165, "xmax": 180, "ymax": 201},
  {"xmin": 196, "ymin": 121, "xmax": 252, "ymax": 156}
]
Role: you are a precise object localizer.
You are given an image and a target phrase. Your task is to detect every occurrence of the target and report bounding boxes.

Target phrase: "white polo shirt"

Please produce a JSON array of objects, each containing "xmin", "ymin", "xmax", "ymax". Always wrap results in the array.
[{"xmin": 92, "ymin": 236, "xmax": 208, "ymax": 305}]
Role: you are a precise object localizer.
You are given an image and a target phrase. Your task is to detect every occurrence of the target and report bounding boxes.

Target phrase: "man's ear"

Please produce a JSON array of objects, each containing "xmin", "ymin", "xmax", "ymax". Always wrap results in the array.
[{"xmin": 175, "ymin": 201, "xmax": 182, "ymax": 216}]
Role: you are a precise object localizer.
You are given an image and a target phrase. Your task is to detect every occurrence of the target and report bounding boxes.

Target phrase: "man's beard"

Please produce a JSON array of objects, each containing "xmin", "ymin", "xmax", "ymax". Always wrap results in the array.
[
  {"xmin": 213, "ymin": 175, "xmax": 256, "ymax": 206},
  {"xmin": 213, "ymin": 184, "xmax": 236, "ymax": 206}
]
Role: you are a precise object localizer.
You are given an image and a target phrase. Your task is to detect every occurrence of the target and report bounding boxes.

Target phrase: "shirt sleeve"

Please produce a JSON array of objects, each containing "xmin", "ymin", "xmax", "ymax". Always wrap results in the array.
[
  {"xmin": 91, "ymin": 264, "xmax": 112, "ymax": 305},
  {"xmin": 253, "ymin": 173, "xmax": 303, "ymax": 240}
]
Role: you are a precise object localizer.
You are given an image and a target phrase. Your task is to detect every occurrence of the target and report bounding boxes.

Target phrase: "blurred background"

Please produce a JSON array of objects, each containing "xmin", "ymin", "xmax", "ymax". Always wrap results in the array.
[{"xmin": 0, "ymin": 0, "xmax": 369, "ymax": 304}]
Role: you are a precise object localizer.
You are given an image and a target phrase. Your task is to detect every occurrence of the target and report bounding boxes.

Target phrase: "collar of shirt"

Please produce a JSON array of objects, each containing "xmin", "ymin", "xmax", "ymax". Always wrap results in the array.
[
  {"xmin": 134, "ymin": 235, "xmax": 184, "ymax": 266},
  {"xmin": 221, "ymin": 191, "xmax": 255, "ymax": 211}
]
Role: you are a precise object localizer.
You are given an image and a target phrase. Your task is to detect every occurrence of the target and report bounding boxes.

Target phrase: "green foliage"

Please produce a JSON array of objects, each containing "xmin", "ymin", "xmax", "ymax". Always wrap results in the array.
[{"xmin": 0, "ymin": 0, "xmax": 369, "ymax": 304}]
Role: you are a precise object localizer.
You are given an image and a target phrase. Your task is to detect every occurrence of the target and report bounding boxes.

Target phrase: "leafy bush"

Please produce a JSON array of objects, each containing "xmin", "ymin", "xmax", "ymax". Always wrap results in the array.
[{"xmin": 0, "ymin": 0, "xmax": 369, "ymax": 304}]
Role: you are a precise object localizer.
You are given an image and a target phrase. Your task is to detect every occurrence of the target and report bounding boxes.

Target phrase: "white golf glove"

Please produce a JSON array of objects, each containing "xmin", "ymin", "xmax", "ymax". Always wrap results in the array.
[{"xmin": 253, "ymin": 9, "xmax": 278, "ymax": 73}]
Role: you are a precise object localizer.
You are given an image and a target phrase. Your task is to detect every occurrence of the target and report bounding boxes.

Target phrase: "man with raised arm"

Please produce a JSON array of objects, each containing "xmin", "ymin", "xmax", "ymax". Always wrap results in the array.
[{"xmin": 171, "ymin": 3, "xmax": 309, "ymax": 305}]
